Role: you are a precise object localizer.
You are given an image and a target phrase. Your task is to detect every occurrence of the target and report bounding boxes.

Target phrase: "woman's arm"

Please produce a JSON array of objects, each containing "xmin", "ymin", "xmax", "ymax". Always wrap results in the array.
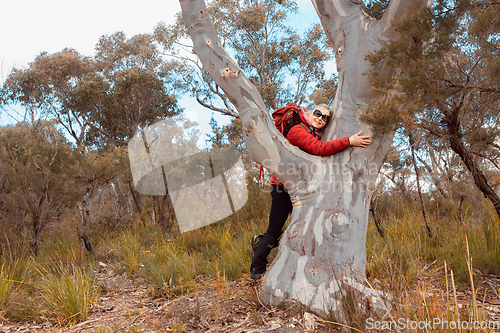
[{"xmin": 286, "ymin": 125, "xmax": 350, "ymax": 156}]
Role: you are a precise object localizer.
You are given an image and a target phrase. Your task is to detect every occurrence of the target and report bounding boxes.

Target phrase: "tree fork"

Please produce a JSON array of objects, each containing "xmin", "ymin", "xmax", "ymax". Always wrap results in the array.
[{"xmin": 179, "ymin": 0, "xmax": 432, "ymax": 316}]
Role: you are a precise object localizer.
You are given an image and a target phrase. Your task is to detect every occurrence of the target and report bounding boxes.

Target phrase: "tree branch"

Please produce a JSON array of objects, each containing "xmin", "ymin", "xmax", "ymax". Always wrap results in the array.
[
  {"xmin": 310, "ymin": 0, "xmax": 368, "ymax": 51},
  {"xmin": 310, "ymin": 0, "xmax": 364, "ymax": 26},
  {"xmin": 379, "ymin": 0, "xmax": 431, "ymax": 35},
  {"xmin": 477, "ymin": 1, "xmax": 500, "ymax": 6},
  {"xmin": 180, "ymin": 0, "xmax": 319, "ymax": 185},
  {"xmin": 471, "ymin": 150, "xmax": 500, "ymax": 171},
  {"xmin": 201, "ymin": 72, "xmax": 240, "ymax": 116},
  {"xmin": 438, "ymin": 78, "xmax": 500, "ymax": 94},
  {"xmin": 195, "ymin": 90, "xmax": 239, "ymax": 117}
]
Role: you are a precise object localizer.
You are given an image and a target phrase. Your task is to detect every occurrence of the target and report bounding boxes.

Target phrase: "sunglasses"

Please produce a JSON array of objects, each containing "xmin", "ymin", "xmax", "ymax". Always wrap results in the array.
[{"xmin": 312, "ymin": 109, "xmax": 330, "ymax": 123}]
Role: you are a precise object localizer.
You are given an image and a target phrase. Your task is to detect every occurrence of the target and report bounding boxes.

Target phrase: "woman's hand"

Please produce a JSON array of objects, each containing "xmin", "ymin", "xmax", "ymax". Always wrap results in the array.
[{"xmin": 349, "ymin": 131, "xmax": 372, "ymax": 148}]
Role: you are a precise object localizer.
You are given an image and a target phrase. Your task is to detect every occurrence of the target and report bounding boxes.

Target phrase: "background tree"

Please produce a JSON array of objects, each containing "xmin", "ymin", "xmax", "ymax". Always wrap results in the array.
[
  {"xmin": 179, "ymin": 0, "xmax": 430, "ymax": 315},
  {"xmin": 0, "ymin": 121, "xmax": 80, "ymax": 253},
  {"xmin": 363, "ymin": 0, "xmax": 500, "ymax": 219},
  {"xmin": 1, "ymin": 33, "xmax": 182, "ymax": 151},
  {"xmin": 378, "ymin": 144, "xmax": 414, "ymax": 203},
  {"xmin": 71, "ymin": 148, "xmax": 129, "ymax": 258},
  {"xmin": 0, "ymin": 33, "xmax": 184, "ymax": 248},
  {"xmin": 0, "ymin": 49, "xmax": 94, "ymax": 147},
  {"xmin": 207, "ymin": 116, "xmax": 255, "ymax": 169},
  {"xmin": 144, "ymin": 114, "xmax": 202, "ymax": 235},
  {"xmin": 86, "ymin": 32, "xmax": 182, "ymax": 149},
  {"xmin": 155, "ymin": 0, "xmax": 334, "ymax": 115}
]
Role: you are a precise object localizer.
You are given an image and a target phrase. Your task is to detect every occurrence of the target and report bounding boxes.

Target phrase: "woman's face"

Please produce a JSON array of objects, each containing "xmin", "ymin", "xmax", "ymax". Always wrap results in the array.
[{"xmin": 309, "ymin": 107, "xmax": 330, "ymax": 129}]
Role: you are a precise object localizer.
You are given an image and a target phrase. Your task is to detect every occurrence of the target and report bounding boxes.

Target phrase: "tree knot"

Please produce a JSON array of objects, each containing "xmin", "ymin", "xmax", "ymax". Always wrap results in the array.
[{"xmin": 221, "ymin": 67, "xmax": 240, "ymax": 78}]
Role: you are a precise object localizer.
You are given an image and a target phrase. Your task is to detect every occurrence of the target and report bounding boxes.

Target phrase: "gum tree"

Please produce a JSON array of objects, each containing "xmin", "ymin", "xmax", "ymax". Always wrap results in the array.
[{"xmin": 178, "ymin": 0, "xmax": 430, "ymax": 315}]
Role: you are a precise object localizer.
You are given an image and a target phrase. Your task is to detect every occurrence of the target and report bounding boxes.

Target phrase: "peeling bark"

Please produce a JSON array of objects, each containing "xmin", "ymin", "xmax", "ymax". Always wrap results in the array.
[{"xmin": 179, "ymin": 0, "xmax": 431, "ymax": 316}]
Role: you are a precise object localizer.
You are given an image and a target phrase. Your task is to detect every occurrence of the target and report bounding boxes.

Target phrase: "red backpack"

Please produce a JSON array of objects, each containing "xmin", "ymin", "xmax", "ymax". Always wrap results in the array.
[
  {"xmin": 258, "ymin": 103, "xmax": 309, "ymax": 184},
  {"xmin": 272, "ymin": 102, "xmax": 308, "ymax": 138}
]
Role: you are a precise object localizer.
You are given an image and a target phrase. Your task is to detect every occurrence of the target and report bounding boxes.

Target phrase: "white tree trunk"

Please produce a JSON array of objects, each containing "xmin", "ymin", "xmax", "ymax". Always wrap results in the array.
[{"xmin": 179, "ymin": 0, "xmax": 430, "ymax": 316}]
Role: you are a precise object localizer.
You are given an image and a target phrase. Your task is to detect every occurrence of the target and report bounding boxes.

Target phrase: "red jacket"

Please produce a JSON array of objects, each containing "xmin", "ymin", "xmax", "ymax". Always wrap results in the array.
[{"xmin": 270, "ymin": 124, "xmax": 350, "ymax": 185}]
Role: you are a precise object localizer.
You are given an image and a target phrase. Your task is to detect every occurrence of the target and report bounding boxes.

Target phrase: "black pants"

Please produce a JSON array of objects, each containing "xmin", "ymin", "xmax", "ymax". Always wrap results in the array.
[{"xmin": 250, "ymin": 184, "xmax": 293, "ymax": 275}]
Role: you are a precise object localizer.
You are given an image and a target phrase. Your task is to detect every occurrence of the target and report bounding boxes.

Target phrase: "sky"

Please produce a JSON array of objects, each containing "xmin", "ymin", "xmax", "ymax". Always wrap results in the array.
[
  {"xmin": 1, "ymin": 0, "xmax": 181, "ymax": 79},
  {"xmin": 0, "ymin": 0, "xmax": 320, "ymax": 145},
  {"xmin": 0, "ymin": 0, "xmax": 226, "ymax": 145}
]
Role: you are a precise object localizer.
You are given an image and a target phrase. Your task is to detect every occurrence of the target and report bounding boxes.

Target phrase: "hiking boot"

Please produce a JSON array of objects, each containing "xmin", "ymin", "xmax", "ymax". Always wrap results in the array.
[
  {"xmin": 250, "ymin": 271, "xmax": 265, "ymax": 281},
  {"xmin": 251, "ymin": 234, "xmax": 263, "ymax": 259}
]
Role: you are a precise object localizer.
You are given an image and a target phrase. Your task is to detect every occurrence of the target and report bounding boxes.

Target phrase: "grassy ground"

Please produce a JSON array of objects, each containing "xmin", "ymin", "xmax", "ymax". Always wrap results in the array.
[{"xmin": 0, "ymin": 198, "xmax": 499, "ymax": 331}]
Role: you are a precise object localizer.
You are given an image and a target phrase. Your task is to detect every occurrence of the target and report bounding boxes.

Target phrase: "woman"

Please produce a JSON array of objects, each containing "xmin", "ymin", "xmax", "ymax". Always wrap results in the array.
[{"xmin": 250, "ymin": 104, "xmax": 372, "ymax": 280}]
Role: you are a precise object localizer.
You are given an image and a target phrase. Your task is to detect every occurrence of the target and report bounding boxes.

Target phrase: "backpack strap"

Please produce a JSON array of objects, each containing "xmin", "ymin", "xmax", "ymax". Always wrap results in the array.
[
  {"xmin": 282, "ymin": 110, "xmax": 298, "ymax": 138},
  {"xmin": 298, "ymin": 123, "xmax": 318, "ymax": 138}
]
